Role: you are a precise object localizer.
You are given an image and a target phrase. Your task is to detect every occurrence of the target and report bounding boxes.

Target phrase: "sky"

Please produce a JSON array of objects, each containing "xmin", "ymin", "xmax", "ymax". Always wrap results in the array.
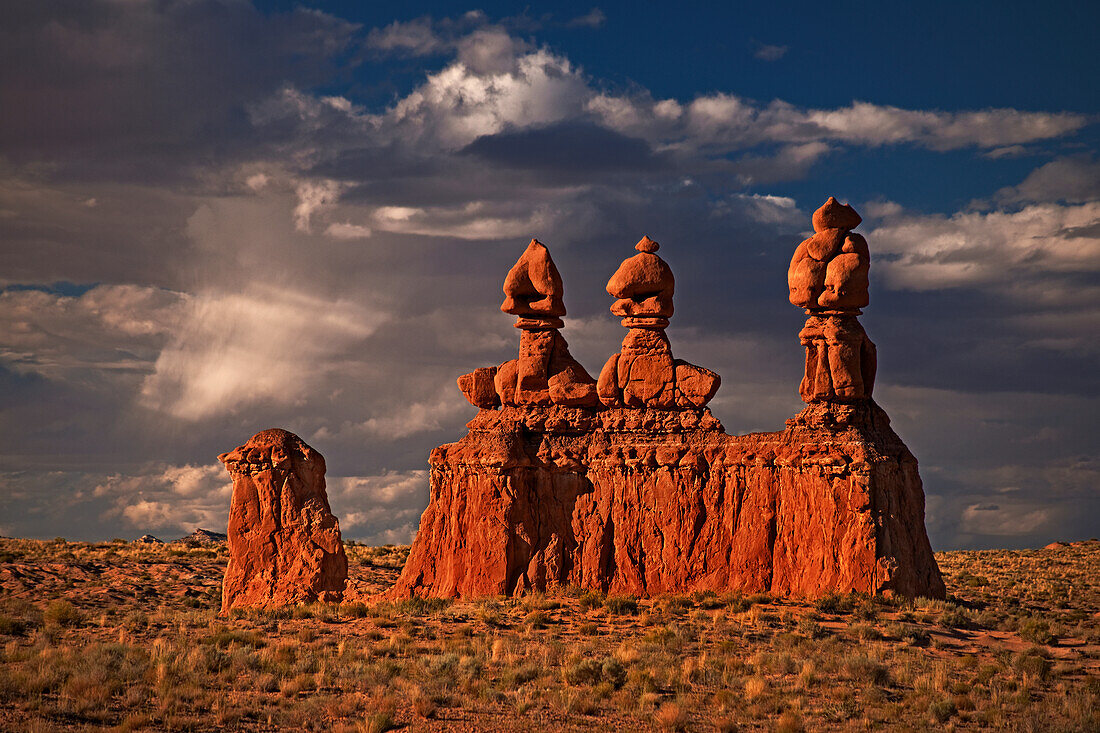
[{"xmin": 0, "ymin": 0, "xmax": 1097, "ymax": 550}]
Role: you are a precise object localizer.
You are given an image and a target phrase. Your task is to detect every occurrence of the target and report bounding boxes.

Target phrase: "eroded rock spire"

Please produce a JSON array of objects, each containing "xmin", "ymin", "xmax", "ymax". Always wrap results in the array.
[
  {"xmin": 788, "ymin": 198, "xmax": 877, "ymax": 402},
  {"xmin": 457, "ymin": 238, "xmax": 598, "ymax": 409},
  {"xmin": 597, "ymin": 236, "xmax": 720, "ymax": 408}
]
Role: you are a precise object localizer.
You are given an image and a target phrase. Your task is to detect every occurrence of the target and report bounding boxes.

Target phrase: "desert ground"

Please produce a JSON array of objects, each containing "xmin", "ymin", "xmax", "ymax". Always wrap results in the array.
[{"xmin": 0, "ymin": 537, "xmax": 1096, "ymax": 732}]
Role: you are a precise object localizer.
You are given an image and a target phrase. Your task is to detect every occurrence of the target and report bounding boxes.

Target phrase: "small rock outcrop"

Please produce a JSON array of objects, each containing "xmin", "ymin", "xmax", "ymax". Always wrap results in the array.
[
  {"xmin": 137, "ymin": 534, "xmax": 163, "ymax": 544},
  {"xmin": 217, "ymin": 429, "xmax": 347, "ymax": 614},
  {"xmin": 175, "ymin": 528, "xmax": 227, "ymax": 545},
  {"xmin": 393, "ymin": 228, "xmax": 944, "ymax": 600}
]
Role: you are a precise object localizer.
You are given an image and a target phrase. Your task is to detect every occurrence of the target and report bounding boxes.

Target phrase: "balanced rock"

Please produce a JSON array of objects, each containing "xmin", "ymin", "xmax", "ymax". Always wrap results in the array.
[
  {"xmin": 790, "ymin": 199, "xmax": 877, "ymax": 402},
  {"xmin": 598, "ymin": 236, "xmax": 719, "ymax": 409},
  {"xmin": 217, "ymin": 429, "xmax": 347, "ymax": 613},
  {"xmin": 459, "ymin": 239, "xmax": 597, "ymax": 409}
]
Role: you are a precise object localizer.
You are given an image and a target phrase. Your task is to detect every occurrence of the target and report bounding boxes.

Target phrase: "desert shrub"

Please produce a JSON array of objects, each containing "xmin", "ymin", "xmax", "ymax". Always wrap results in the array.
[
  {"xmin": 691, "ymin": 590, "xmax": 723, "ymax": 609},
  {"xmin": 744, "ymin": 676, "xmax": 767, "ymax": 700},
  {"xmin": 1018, "ymin": 618, "xmax": 1057, "ymax": 645},
  {"xmin": 578, "ymin": 591, "xmax": 604, "ymax": 611},
  {"xmin": 725, "ymin": 594, "xmax": 751, "ymax": 613},
  {"xmin": 1014, "ymin": 649, "xmax": 1052, "ymax": 680},
  {"xmin": 524, "ymin": 610, "xmax": 551, "ymax": 629},
  {"xmin": 938, "ymin": 606, "xmax": 975, "ymax": 629},
  {"xmin": 604, "ymin": 596, "xmax": 639, "ymax": 615},
  {"xmin": 342, "ymin": 602, "xmax": 370, "ymax": 618},
  {"xmin": 797, "ymin": 616, "xmax": 825, "ymax": 639},
  {"xmin": 501, "ymin": 664, "xmax": 540, "ymax": 687},
  {"xmin": 44, "ymin": 600, "xmax": 83, "ymax": 628},
  {"xmin": 814, "ymin": 592, "xmax": 855, "ymax": 613},
  {"xmin": 928, "ymin": 697, "xmax": 957, "ymax": 723},
  {"xmin": 844, "ymin": 655, "xmax": 889, "ymax": 685},
  {"xmin": 208, "ymin": 628, "xmax": 265, "ymax": 649},
  {"xmin": 653, "ymin": 701, "xmax": 689, "ymax": 731},
  {"xmin": 564, "ymin": 658, "xmax": 603, "ymax": 685},
  {"xmin": 776, "ymin": 711, "xmax": 805, "ymax": 733},
  {"xmin": 601, "ymin": 657, "xmax": 627, "ymax": 688}
]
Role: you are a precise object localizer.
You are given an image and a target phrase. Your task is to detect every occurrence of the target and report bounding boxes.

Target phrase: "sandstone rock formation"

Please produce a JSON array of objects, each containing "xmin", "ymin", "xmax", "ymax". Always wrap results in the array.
[
  {"xmin": 458, "ymin": 239, "xmax": 598, "ymax": 409},
  {"xmin": 597, "ymin": 236, "xmax": 720, "ymax": 409},
  {"xmin": 789, "ymin": 198, "xmax": 877, "ymax": 402},
  {"xmin": 393, "ymin": 226, "xmax": 945, "ymax": 600},
  {"xmin": 217, "ymin": 429, "xmax": 347, "ymax": 613},
  {"xmin": 392, "ymin": 401, "xmax": 944, "ymax": 599}
]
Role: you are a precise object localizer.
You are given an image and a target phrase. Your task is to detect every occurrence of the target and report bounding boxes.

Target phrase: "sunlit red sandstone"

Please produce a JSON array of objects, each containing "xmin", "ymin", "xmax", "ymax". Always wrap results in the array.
[
  {"xmin": 393, "ymin": 221, "xmax": 944, "ymax": 600},
  {"xmin": 217, "ymin": 429, "xmax": 347, "ymax": 613}
]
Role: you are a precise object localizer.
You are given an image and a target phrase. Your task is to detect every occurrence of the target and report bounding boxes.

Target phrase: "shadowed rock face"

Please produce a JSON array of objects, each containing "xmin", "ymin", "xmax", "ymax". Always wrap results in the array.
[
  {"xmin": 217, "ymin": 429, "xmax": 347, "ymax": 613},
  {"xmin": 394, "ymin": 230, "xmax": 944, "ymax": 601}
]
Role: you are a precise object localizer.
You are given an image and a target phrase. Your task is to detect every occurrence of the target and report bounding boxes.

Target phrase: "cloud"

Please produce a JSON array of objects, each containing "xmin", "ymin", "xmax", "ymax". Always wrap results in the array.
[
  {"xmin": 752, "ymin": 42, "xmax": 788, "ymax": 61},
  {"xmin": 566, "ymin": 8, "xmax": 606, "ymax": 29},
  {"xmin": 140, "ymin": 286, "xmax": 383, "ymax": 421},
  {"xmin": 328, "ymin": 471, "xmax": 429, "ymax": 544},
  {"xmin": 0, "ymin": 5, "xmax": 1096, "ymax": 551},
  {"xmin": 996, "ymin": 155, "xmax": 1100, "ymax": 204},
  {"xmin": 867, "ymin": 201, "xmax": 1100, "ymax": 290},
  {"xmin": 365, "ymin": 17, "xmax": 447, "ymax": 57},
  {"xmin": 372, "ymin": 201, "xmax": 556, "ymax": 240},
  {"xmin": 293, "ymin": 179, "xmax": 343, "ymax": 232},
  {"xmin": 95, "ymin": 463, "xmax": 231, "ymax": 537},
  {"xmin": 0, "ymin": 284, "xmax": 187, "ymax": 381},
  {"xmin": 324, "ymin": 221, "xmax": 372, "ymax": 239}
]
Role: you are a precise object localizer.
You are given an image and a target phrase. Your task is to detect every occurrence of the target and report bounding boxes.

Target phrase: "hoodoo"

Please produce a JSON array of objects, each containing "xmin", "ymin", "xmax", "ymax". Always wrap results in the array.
[
  {"xmin": 217, "ymin": 429, "xmax": 348, "ymax": 613},
  {"xmin": 392, "ymin": 215, "xmax": 944, "ymax": 600}
]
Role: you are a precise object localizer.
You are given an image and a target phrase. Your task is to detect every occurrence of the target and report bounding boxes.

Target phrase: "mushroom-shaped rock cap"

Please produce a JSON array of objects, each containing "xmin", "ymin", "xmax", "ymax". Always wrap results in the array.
[
  {"xmin": 501, "ymin": 239, "xmax": 566, "ymax": 318},
  {"xmin": 218, "ymin": 428, "xmax": 322, "ymax": 472},
  {"xmin": 607, "ymin": 237, "xmax": 675, "ymax": 319},
  {"xmin": 812, "ymin": 197, "xmax": 862, "ymax": 233}
]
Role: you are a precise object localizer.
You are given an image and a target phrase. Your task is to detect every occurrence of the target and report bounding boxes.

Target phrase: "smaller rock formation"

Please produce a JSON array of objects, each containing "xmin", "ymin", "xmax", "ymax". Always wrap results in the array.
[
  {"xmin": 458, "ymin": 239, "xmax": 598, "ymax": 409},
  {"xmin": 175, "ymin": 528, "xmax": 227, "ymax": 546},
  {"xmin": 137, "ymin": 534, "xmax": 163, "ymax": 544},
  {"xmin": 598, "ymin": 236, "xmax": 720, "ymax": 409},
  {"xmin": 789, "ymin": 199, "xmax": 877, "ymax": 402},
  {"xmin": 217, "ymin": 429, "xmax": 347, "ymax": 614}
]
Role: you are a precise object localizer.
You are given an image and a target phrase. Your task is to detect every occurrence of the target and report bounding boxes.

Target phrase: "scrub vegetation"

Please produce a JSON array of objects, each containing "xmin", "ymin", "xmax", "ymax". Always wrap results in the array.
[{"xmin": 0, "ymin": 537, "xmax": 1096, "ymax": 731}]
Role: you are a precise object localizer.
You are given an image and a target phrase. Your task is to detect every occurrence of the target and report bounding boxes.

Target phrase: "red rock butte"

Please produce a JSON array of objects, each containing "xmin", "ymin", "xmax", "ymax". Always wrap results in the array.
[
  {"xmin": 394, "ymin": 210, "xmax": 945, "ymax": 600},
  {"xmin": 217, "ymin": 428, "xmax": 347, "ymax": 613}
]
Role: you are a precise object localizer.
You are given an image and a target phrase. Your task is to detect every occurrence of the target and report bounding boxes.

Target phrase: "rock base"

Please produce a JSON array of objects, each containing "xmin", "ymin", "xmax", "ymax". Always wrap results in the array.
[{"xmin": 390, "ymin": 403, "xmax": 945, "ymax": 599}]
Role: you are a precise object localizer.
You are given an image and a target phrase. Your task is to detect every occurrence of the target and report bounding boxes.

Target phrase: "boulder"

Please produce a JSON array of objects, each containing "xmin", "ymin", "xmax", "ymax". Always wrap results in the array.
[{"xmin": 217, "ymin": 429, "xmax": 347, "ymax": 613}]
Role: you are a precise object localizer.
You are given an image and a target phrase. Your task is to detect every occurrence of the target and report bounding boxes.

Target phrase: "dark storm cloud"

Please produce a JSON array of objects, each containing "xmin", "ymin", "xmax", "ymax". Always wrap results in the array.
[
  {"xmin": 0, "ymin": 0, "xmax": 359, "ymax": 179},
  {"xmin": 461, "ymin": 122, "xmax": 660, "ymax": 175}
]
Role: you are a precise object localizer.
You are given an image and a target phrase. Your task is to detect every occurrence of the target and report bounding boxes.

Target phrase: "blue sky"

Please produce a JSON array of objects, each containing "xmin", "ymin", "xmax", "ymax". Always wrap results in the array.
[{"xmin": 0, "ymin": 1, "xmax": 1097, "ymax": 550}]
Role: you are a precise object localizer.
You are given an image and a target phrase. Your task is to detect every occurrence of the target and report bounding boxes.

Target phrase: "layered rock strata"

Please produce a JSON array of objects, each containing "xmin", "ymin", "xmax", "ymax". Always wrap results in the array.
[
  {"xmin": 391, "ymin": 401, "xmax": 943, "ymax": 598},
  {"xmin": 218, "ymin": 429, "xmax": 348, "ymax": 613},
  {"xmin": 394, "ymin": 225, "xmax": 944, "ymax": 600}
]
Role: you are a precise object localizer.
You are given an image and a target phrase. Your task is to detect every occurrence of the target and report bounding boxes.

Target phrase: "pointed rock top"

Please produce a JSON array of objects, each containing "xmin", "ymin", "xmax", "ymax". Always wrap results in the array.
[
  {"xmin": 501, "ymin": 237, "xmax": 566, "ymax": 319},
  {"xmin": 812, "ymin": 197, "xmax": 862, "ymax": 233},
  {"xmin": 635, "ymin": 235, "xmax": 659, "ymax": 253}
]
